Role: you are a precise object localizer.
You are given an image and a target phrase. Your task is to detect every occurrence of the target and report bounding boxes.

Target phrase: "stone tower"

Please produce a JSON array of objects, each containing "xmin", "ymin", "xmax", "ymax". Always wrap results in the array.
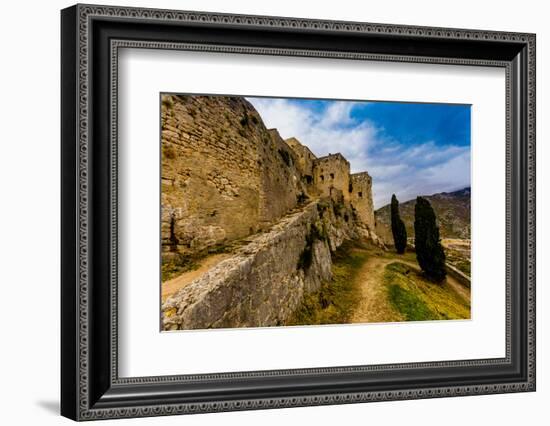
[
  {"xmin": 349, "ymin": 172, "xmax": 375, "ymax": 231},
  {"xmin": 312, "ymin": 154, "xmax": 351, "ymax": 201}
]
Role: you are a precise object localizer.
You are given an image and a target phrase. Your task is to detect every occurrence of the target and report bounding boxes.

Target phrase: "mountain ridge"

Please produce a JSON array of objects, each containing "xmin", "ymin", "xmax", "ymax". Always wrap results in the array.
[{"xmin": 374, "ymin": 186, "xmax": 471, "ymax": 244}]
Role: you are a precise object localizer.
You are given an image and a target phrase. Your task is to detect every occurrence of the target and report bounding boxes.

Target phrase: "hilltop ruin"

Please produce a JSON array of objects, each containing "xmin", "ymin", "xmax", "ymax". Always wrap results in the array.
[{"xmin": 160, "ymin": 95, "xmax": 381, "ymax": 330}]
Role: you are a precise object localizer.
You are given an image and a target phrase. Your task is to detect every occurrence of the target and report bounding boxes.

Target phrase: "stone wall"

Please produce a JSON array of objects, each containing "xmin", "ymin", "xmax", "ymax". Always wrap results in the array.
[
  {"xmin": 162, "ymin": 199, "xmax": 357, "ymax": 330},
  {"xmin": 284, "ymin": 137, "xmax": 317, "ymax": 191},
  {"xmin": 161, "ymin": 95, "xmax": 303, "ymax": 258},
  {"xmin": 260, "ymin": 129, "xmax": 305, "ymax": 225},
  {"xmin": 446, "ymin": 263, "xmax": 471, "ymax": 289},
  {"xmin": 312, "ymin": 154, "xmax": 351, "ymax": 201}
]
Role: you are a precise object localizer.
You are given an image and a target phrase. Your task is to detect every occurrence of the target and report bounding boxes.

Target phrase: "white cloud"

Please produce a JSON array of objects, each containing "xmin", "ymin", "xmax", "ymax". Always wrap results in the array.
[
  {"xmin": 248, "ymin": 98, "xmax": 313, "ymax": 140},
  {"xmin": 247, "ymin": 97, "xmax": 470, "ymax": 210},
  {"xmin": 370, "ymin": 147, "xmax": 471, "ymax": 208},
  {"xmin": 322, "ymin": 101, "xmax": 358, "ymax": 127},
  {"xmin": 249, "ymin": 98, "xmax": 378, "ymax": 167}
]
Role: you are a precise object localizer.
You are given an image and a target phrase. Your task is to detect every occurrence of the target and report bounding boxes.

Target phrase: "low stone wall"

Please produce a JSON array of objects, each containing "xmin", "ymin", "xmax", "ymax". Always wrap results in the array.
[
  {"xmin": 446, "ymin": 263, "xmax": 471, "ymax": 288},
  {"xmin": 404, "ymin": 242, "xmax": 471, "ymax": 288},
  {"xmin": 162, "ymin": 201, "xmax": 353, "ymax": 330}
]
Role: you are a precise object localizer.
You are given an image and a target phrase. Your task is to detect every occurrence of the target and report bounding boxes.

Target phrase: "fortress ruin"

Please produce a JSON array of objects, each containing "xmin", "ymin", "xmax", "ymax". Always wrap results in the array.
[{"xmin": 160, "ymin": 94, "xmax": 380, "ymax": 330}]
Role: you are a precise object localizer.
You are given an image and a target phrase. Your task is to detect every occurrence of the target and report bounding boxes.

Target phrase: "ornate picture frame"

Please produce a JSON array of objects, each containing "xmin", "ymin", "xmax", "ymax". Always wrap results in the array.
[{"xmin": 61, "ymin": 4, "xmax": 535, "ymax": 421}]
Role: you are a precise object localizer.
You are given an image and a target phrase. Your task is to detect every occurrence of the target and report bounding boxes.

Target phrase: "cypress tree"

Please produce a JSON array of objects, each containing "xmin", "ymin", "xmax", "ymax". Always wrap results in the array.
[
  {"xmin": 390, "ymin": 194, "xmax": 407, "ymax": 254},
  {"xmin": 414, "ymin": 197, "xmax": 446, "ymax": 283}
]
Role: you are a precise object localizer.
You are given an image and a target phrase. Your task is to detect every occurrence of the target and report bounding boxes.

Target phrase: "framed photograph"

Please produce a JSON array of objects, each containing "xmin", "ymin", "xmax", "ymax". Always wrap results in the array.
[{"xmin": 61, "ymin": 4, "xmax": 536, "ymax": 421}]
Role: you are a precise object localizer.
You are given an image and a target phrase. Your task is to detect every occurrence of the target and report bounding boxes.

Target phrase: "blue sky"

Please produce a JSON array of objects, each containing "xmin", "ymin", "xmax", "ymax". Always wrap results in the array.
[{"xmin": 247, "ymin": 97, "xmax": 471, "ymax": 208}]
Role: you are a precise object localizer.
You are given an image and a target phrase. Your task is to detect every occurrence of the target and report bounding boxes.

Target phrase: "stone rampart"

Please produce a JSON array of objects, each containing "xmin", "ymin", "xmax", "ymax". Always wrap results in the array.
[
  {"xmin": 162, "ymin": 199, "xmax": 356, "ymax": 330},
  {"xmin": 161, "ymin": 95, "xmax": 305, "ymax": 258}
]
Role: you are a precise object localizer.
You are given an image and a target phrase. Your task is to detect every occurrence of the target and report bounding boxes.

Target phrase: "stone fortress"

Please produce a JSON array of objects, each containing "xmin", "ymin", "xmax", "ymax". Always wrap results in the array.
[{"xmin": 161, "ymin": 94, "xmax": 380, "ymax": 330}]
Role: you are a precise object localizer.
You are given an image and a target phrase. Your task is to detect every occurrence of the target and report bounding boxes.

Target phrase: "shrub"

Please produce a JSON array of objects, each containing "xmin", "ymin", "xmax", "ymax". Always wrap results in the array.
[
  {"xmin": 332, "ymin": 200, "xmax": 345, "ymax": 217},
  {"xmin": 311, "ymin": 221, "xmax": 328, "ymax": 242},
  {"xmin": 414, "ymin": 197, "xmax": 446, "ymax": 282}
]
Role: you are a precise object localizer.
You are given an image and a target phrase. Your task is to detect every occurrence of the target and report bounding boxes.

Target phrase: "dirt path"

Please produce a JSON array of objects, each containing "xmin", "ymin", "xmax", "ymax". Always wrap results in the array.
[
  {"xmin": 351, "ymin": 253, "xmax": 470, "ymax": 324},
  {"xmin": 161, "ymin": 253, "xmax": 231, "ymax": 302},
  {"xmin": 350, "ymin": 256, "xmax": 403, "ymax": 323}
]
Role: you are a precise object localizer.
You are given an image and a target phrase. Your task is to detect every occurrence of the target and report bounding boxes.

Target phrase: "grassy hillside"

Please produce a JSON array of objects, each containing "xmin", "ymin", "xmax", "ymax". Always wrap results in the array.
[
  {"xmin": 286, "ymin": 241, "xmax": 471, "ymax": 326},
  {"xmin": 375, "ymin": 187, "xmax": 471, "ymax": 244},
  {"xmin": 384, "ymin": 262, "xmax": 470, "ymax": 321}
]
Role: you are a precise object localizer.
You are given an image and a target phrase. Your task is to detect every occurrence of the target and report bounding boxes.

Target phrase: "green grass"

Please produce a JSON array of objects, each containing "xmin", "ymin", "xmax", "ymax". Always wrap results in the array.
[
  {"xmin": 287, "ymin": 241, "xmax": 367, "ymax": 326},
  {"xmin": 353, "ymin": 241, "xmax": 418, "ymax": 264},
  {"xmin": 387, "ymin": 284, "xmax": 438, "ymax": 321},
  {"xmin": 384, "ymin": 262, "xmax": 470, "ymax": 321},
  {"xmin": 288, "ymin": 240, "xmax": 470, "ymax": 326}
]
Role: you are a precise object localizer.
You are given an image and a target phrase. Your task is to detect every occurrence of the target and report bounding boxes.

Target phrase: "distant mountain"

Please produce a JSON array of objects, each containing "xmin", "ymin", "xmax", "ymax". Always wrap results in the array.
[{"xmin": 374, "ymin": 187, "xmax": 471, "ymax": 244}]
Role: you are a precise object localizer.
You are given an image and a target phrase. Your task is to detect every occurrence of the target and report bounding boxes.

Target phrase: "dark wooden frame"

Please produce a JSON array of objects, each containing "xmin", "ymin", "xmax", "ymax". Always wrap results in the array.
[{"xmin": 61, "ymin": 4, "xmax": 536, "ymax": 421}]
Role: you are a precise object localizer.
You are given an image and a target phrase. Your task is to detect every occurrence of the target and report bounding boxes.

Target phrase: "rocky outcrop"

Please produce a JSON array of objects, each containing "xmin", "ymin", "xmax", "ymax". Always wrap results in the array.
[{"xmin": 162, "ymin": 199, "xmax": 357, "ymax": 330}]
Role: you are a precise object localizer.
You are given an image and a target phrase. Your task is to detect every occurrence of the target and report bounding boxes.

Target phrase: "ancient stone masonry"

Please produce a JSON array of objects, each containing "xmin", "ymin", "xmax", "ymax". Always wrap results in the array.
[
  {"xmin": 350, "ymin": 172, "xmax": 375, "ymax": 231},
  {"xmin": 162, "ymin": 199, "xmax": 359, "ymax": 329},
  {"xmin": 284, "ymin": 136, "xmax": 316, "ymax": 192},
  {"xmin": 260, "ymin": 128, "xmax": 305, "ymax": 225},
  {"xmin": 312, "ymin": 153, "xmax": 351, "ymax": 201},
  {"xmin": 161, "ymin": 95, "xmax": 305, "ymax": 259},
  {"xmin": 161, "ymin": 95, "xmax": 380, "ymax": 329}
]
